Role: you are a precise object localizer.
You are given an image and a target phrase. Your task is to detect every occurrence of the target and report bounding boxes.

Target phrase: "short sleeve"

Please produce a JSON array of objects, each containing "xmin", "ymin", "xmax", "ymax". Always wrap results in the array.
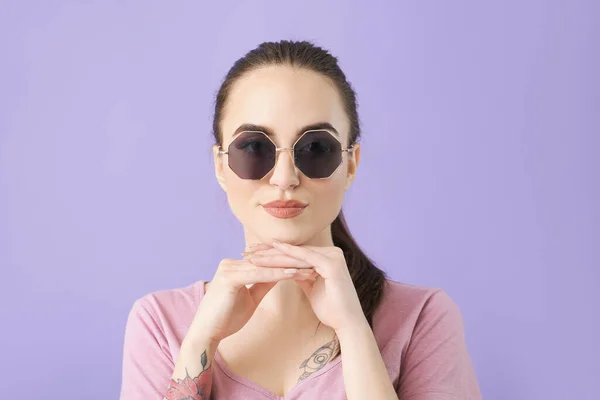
[
  {"xmin": 398, "ymin": 290, "xmax": 482, "ymax": 400},
  {"xmin": 120, "ymin": 297, "xmax": 174, "ymax": 400}
]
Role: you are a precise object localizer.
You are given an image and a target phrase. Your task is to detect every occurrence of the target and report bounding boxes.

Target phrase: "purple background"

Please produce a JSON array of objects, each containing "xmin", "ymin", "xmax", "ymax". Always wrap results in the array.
[{"xmin": 0, "ymin": 1, "xmax": 597, "ymax": 399}]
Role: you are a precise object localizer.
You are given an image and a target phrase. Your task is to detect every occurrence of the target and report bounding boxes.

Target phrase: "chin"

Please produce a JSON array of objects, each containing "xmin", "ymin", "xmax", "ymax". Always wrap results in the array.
[{"xmin": 260, "ymin": 228, "xmax": 312, "ymax": 246}]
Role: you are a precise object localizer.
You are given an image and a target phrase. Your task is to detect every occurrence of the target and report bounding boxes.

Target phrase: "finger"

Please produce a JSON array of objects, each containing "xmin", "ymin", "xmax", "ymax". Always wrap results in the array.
[
  {"xmin": 245, "ymin": 242, "xmax": 272, "ymax": 249},
  {"xmin": 246, "ymin": 246, "xmax": 335, "ymax": 261},
  {"xmin": 251, "ymin": 244, "xmax": 339, "ymax": 257},
  {"xmin": 225, "ymin": 260, "xmax": 314, "ymax": 274},
  {"xmin": 223, "ymin": 263, "xmax": 315, "ymax": 286},
  {"xmin": 271, "ymin": 241, "xmax": 329, "ymax": 273},
  {"xmin": 282, "ymin": 244, "xmax": 339, "ymax": 255},
  {"xmin": 248, "ymin": 253, "xmax": 314, "ymax": 269},
  {"xmin": 243, "ymin": 247, "xmax": 279, "ymax": 256},
  {"xmin": 242, "ymin": 243, "xmax": 273, "ymax": 255},
  {"xmin": 294, "ymin": 277, "xmax": 316, "ymax": 297}
]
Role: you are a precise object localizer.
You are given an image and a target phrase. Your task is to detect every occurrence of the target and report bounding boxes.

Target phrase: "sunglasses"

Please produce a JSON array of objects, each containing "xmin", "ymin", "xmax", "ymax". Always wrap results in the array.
[{"xmin": 218, "ymin": 129, "xmax": 354, "ymax": 180}]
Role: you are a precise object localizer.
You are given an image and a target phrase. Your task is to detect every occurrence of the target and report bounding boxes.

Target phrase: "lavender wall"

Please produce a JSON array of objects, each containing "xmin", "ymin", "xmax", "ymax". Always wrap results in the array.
[{"xmin": 0, "ymin": 1, "xmax": 597, "ymax": 399}]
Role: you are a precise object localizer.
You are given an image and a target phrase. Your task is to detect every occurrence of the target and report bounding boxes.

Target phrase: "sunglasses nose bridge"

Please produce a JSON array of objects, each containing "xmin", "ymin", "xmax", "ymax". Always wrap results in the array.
[
  {"xmin": 274, "ymin": 147, "xmax": 296, "ymax": 164},
  {"xmin": 273, "ymin": 147, "xmax": 297, "ymax": 167},
  {"xmin": 269, "ymin": 146, "xmax": 300, "ymax": 187}
]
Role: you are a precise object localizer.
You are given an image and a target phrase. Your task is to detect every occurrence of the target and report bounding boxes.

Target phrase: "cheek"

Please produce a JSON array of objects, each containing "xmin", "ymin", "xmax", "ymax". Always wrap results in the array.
[
  {"xmin": 223, "ymin": 171, "xmax": 259, "ymax": 216},
  {"xmin": 310, "ymin": 178, "xmax": 347, "ymax": 213}
]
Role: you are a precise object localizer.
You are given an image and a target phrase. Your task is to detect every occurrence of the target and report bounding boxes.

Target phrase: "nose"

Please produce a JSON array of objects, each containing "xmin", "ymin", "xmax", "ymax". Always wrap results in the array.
[{"xmin": 268, "ymin": 148, "xmax": 300, "ymax": 190}]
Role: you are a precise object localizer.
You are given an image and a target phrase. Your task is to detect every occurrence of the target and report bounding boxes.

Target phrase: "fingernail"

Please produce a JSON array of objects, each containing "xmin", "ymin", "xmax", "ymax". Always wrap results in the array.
[{"xmin": 284, "ymin": 268, "xmax": 298, "ymax": 274}]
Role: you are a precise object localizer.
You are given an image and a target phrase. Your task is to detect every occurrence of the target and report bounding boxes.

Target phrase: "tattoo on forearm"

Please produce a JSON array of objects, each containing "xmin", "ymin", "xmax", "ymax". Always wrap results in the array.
[
  {"xmin": 297, "ymin": 337, "xmax": 340, "ymax": 383},
  {"xmin": 165, "ymin": 350, "xmax": 212, "ymax": 400}
]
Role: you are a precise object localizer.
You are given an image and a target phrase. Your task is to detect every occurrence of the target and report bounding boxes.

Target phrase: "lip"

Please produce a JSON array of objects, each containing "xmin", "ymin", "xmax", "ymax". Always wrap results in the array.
[
  {"xmin": 262, "ymin": 200, "xmax": 308, "ymax": 208},
  {"xmin": 261, "ymin": 200, "xmax": 307, "ymax": 219}
]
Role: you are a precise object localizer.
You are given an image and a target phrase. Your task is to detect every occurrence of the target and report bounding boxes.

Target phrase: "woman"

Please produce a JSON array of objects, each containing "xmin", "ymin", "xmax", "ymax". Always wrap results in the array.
[{"xmin": 120, "ymin": 40, "xmax": 481, "ymax": 400}]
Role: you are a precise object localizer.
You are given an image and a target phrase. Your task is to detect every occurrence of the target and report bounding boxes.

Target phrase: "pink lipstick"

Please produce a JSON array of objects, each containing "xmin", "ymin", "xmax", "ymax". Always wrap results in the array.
[{"xmin": 261, "ymin": 200, "xmax": 307, "ymax": 219}]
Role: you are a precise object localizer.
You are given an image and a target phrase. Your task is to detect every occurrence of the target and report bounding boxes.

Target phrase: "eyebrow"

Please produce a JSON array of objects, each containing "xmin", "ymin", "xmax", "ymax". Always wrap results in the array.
[{"xmin": 233, "ymin": 122, "xmax": 339, "ymax": 138}]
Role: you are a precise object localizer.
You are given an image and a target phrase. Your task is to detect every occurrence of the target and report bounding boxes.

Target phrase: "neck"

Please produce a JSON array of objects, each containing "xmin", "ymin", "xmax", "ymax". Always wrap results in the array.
[{"xmin": 244, "ymin": 226, "xmax": 334, "ymax": 328}]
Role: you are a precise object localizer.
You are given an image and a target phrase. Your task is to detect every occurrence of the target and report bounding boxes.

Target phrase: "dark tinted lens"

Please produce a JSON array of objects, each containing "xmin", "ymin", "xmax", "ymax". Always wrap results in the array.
[
  {"xmin": 227, "ymin": 132, "xmax": 276, "ymax": 179},
  {"xmin": 294, "ymin": 131, "xmax": 342, "ymax": 178}
]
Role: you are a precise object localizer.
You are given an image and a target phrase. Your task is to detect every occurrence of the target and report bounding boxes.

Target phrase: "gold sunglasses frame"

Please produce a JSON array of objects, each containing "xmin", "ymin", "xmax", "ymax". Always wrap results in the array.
[{"xmin": 218, "ymin": 129, "xmax": 354, "ymax": 180}]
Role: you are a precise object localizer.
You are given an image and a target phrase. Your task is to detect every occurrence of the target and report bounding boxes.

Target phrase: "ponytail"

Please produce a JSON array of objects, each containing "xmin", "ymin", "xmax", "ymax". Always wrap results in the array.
[{"xmin": 332, "ymin": 210, "xmax": 387, "ymax": 331}]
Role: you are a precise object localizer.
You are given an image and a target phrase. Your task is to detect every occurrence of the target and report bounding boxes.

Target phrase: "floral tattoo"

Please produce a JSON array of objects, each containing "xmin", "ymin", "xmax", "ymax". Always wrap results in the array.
[{"xmin": 165, "ymin": 350, "xmax": 212, "ymax": 400}]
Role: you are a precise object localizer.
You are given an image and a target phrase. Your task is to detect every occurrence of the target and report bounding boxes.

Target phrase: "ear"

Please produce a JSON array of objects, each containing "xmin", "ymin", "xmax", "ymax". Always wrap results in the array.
[
  {"xmin": 213, "ymin": 144, "xmax": 227, "ymax": 192},
  {"xmin": 345, "ymin": 142, "xmax": 360, "ymax": 190}
]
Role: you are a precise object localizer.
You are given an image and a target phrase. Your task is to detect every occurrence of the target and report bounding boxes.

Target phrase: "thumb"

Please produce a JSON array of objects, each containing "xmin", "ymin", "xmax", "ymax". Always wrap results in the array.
[
  {"xmin": 294, "ymin": 278, "xmax": 315, "ymax": 297},
  {"xmin": 248, "ymin": 281, "xmax": 277, "ymax": 304}
]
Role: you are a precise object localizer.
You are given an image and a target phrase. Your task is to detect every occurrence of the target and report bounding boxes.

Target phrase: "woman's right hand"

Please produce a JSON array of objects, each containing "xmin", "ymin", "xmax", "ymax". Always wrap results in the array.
[{"xmin": 185, "ymin": 244, "xmax": 318, "ymax": 345}]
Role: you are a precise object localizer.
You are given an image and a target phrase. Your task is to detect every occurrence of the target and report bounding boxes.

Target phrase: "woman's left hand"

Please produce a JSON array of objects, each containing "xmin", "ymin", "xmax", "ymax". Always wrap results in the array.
[{"xmin": 243, "ymin": 241, "xmax": 367, "ymax": 332}]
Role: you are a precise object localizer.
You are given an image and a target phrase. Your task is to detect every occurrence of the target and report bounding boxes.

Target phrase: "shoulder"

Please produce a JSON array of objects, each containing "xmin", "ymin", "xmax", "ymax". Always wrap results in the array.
[
  {"xmin": 381, "ymin": 279, "xmax": 460, "ymax": 314},
  {"xmin": 121, "ymin": 281, "xmax": 207, "ymax": 397},
  {"xmin": 379, "ymin": 281, "xmax": 481, "ymax": 397},
  {"xmin": 373, "ymin": 279, "xmax": 464, "ymax": 344},
  {"xmin": 127, "ymin": 280, "xmax": 206, "ymax": 327}
]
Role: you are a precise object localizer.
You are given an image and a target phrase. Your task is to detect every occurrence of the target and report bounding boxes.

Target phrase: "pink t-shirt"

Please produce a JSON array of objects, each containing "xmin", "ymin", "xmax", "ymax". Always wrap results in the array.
[{"xmin": 120, "ymin": 279, "xmax": 481, "ymax": 399}]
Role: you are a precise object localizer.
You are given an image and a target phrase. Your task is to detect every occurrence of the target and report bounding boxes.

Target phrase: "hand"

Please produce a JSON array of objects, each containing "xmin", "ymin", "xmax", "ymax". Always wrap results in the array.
[
  {"xmin": 186, "ymin": 243, "xmax": 318, "ymax": 345},
  {"xmin": 245, "ymin": 241, "xmax": 367, "ymax": 332}
]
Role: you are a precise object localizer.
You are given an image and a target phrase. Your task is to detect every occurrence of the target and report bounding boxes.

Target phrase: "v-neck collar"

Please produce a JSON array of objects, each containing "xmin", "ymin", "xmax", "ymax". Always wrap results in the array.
[{"xmin": 213, "ymin": 348, "xmax": 343, "ymax": 399}]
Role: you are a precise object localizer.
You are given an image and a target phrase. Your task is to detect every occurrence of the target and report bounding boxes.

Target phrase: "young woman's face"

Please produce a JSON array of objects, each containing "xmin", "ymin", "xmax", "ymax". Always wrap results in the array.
[{"xmin": 213, "ymin": 65, "xmax": 360, "ymax": 245}]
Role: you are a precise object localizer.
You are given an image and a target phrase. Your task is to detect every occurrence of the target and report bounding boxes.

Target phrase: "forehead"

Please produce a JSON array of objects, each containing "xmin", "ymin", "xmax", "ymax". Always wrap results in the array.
[{"xmin": 221, "ymin": 65, "xmax": 349, "ymax": 143}]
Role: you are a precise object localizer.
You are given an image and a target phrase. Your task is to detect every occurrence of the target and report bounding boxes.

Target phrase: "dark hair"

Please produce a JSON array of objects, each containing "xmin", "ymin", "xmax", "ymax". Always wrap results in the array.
[{"xmin": 211, "ymin": 40, "xmax": 387, "ymax": 357}]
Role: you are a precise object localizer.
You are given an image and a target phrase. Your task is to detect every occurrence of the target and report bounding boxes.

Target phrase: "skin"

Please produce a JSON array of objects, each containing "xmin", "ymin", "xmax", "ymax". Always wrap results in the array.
[
  {"xmin": 165, "ymin": 65, "xmax": 400, "ymax": 400},
  {"xmin": 165, "ymin": 65, "xmax": 364, "ymax": 400},
  {"xmin": 211, "ymin": 65, "xmax": 361, "ymax": 327}
]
